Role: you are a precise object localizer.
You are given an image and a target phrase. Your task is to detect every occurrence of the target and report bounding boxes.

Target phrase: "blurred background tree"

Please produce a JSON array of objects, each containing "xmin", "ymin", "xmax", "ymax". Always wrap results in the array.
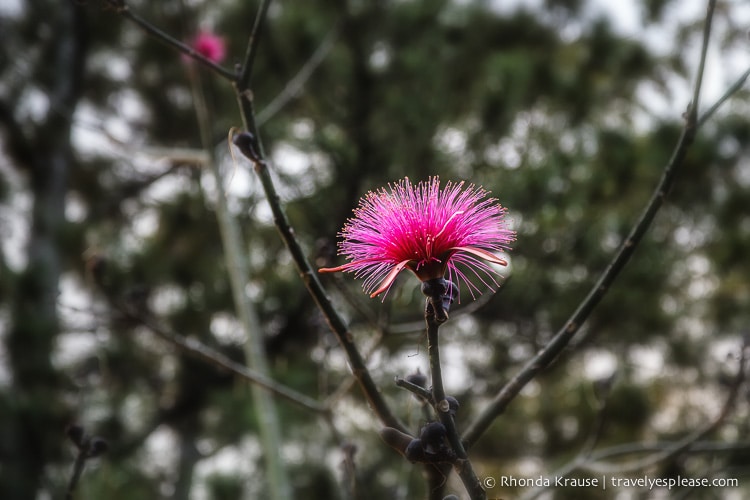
[{"xmin": 1, "ymin": 0, "xmax": 749, "ymax": 498}]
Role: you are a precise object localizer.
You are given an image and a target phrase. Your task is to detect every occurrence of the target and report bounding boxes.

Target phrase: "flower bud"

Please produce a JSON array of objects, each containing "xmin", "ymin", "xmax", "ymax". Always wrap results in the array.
[
  {"xmin": 445, "ymin": 396, "xmax": 460, "ymax": 416},
  {"xmin": 419, "ymin": 422, "xmax": 447, "ymax": 454},
  {"xmin": 88, "ymin": 437, "xmax": 108, "ymax": 457},
  {"xmin": 405, "ymin": 438, "xmax": 426, "ymax": 462},
  {"xmin": 405, "ymin": 369, "xmax": 427, "ymax": 389}
]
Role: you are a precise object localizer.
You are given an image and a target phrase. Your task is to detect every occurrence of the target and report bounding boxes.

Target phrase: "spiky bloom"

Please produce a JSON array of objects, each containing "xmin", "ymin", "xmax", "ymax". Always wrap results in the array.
[
  {"xmin": 319, "ymin": 177, "xmax": 515, "ymax": 299},
  {"xmin": 191, "ymin": 31, "xmax": 226, "ymax": 64}
]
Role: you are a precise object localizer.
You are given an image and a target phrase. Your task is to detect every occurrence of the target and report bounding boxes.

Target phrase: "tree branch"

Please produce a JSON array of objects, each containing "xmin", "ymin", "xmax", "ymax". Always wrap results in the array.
[
  {"xmin": 116, "ymin": 301, "xmax": 325, "ymax": 414},
  {"xmin": 462, "ymin": 0, "xmax": 720, "ymax": 448},
  {"xmin": 520, "ymin": 340, "xmax": 747, "ymax": 500},
  {"xmin": 584, "ymin": 345, "xmax": 745, "ymax": 475},
  {"xmin": 424, "ymin": 295, "xmax": 485, "ymax": 500},
  {"xmin": 104, "ymin": 0, "xmax": 236, "ymax": 81},
  {"xmin": 256, "ymin": 25, "xmax": 339, "ymax": 126},
  {"xmin": 697, "ymin": 66, "xmax": 750, "ymax": 128},
  {"xmin": 109, "ymin": 0, "xmax": 405, "ymax": 431},
  {"xmin": 103, "ymin": 0, "xmax": 408, "ymax": 436},
  {"xmin": 231, "ymin": 6, "xmax": 408, "ymax": 435},
  {"xmin": 395, "ymin": 376, "xmax": 434, "ymax": 403},
  {"xmin": 234, "ymin": 0, "xmax": 272, "ymax": 151},
  {"xmin": 237, "ymin": 0, "xmax": 272, "ymax": 91},
  {"xmin": 64, "ymin": 426, "xmax": 107, "ymax": 500},
  {"xmin": 191, "ymin": 57, "xmax": 292, "ymax": 499},
  {"xmin": 234, "ymin": 136, "xmax": 408, "ymax": 434}
]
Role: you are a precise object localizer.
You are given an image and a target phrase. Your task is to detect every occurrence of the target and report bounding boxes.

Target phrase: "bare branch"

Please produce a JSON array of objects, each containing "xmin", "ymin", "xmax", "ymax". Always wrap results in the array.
[
  {"xmin": 583, "ymin": 346, "xmax": 745, "ymax": 475},
  {"xmin": 104, "ymin": 0, "xmax": 236, "ymax": 81},
  {"xmin": 191, "ymin": 50, "xmax": 294, "ymax": 499},
  {"xmin": 462, "ymin": 0, "xmax": 720, "ymax": 448},
  {"xmin": 242, "ymin": 147, "xmax": 408, "ymax": 433},
  {"xmin": 65, "ymin": 426, "xmax": 108, "ymax": 500},
  {"xmin": 256, "ymin": 26, "xmax": 339, "ymax": 126},
  {"xmin": 520, "ymin": 341, "xmax": 747, "ymax": 500},
  {"xmin": 423, "ymin": 285, "xmax": 485, "ymax": 500},
  {"xmin": 697, "ymin": 66, "xmax": 750, "ymax": 127},
  {"xmin": 395, "ymin": 376, "xmax": 434, "ymax": 403},
  {"xmin": 230, "ymin": 5, "xmax": 408, "ymax": 435},
  {"xmin": 234, "ymin": 0, "xmax": 272, "ymax": 149},
  {"xmin": 117, "ymin": 302, "xmax": 326, "ymax": 414},
  {"xmin": 237, "ymin": 0, "xmax": 273, "ymax": 91}
]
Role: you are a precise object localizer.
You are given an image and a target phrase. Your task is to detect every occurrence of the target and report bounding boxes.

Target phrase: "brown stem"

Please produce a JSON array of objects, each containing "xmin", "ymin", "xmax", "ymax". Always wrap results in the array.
[{"xmin": 425, "ymin": 305, "xmax": 486, "ymax": 500}]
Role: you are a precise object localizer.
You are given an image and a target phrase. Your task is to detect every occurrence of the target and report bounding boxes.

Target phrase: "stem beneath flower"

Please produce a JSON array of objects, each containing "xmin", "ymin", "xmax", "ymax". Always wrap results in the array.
[{"xmin": 425, "ymin": 301, "xmax": 486, "ymax": 500}]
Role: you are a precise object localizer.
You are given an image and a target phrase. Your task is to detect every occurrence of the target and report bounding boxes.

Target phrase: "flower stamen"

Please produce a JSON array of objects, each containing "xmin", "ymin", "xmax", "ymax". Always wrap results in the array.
[{"xmin": 318, "ymin": 177, "xmax": 515, "ymax": 300}]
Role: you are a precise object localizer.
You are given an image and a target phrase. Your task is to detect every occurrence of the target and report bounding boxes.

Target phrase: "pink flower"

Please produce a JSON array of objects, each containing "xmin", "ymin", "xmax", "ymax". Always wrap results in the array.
[
  {"xmin": 191, "ymin": 31, "xmax": 226, "ymax": 64},
  {"xmin": 319, "ymin": 177, "xmax": 515, "ymax": 299}
]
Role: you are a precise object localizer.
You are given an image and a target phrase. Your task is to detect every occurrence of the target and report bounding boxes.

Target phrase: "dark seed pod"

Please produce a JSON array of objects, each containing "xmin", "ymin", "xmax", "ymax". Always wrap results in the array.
[
  {"xmin": 88, "ymin": 437, "xmax": 109, "ymax": 457},
  {"xmin": 421, "ymin": 278, "xmax": 459, "ymax": 320},
  {"xmin": 445, "ymin": 396, "xmax": 460, "ymax": 416},
  {"xmin": 406, "ymin": 369, "xmax": 428, "ymax": 389},
  {"xmin": 419, "ymin": 421, "xmax": 447, "ymax": 454},
  {"xmin": 232, "ymin": 131, "xmax": 262, "ymax": 162},
  {"xmin": 405, "ymin": 438, "xmax": 426, "ymax": 463},
  {"xmin": 421, "ymin": 278, "xmax": 448, "ymax": 298},
  {"xmin": 420, "ymin": 422, "xmax": 447, "ymax": 442}
]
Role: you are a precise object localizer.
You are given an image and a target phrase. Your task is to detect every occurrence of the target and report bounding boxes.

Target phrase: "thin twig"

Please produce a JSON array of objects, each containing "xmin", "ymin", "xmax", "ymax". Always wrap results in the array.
[
  {"xmin": 242, "ymin": 151, "xmax": 408, "ymax": 433},
  {"xmin": 323, "ymin": 328, "xmax": 386, "ymax": 408},
  {"xmin": 118, "ymin": 302, "xmax": 325, "ymax": 414},
  {"xmin": 520, "ymin": 342, "xmax": 747, "ymax": 500},
  {"xmin": 426, "ymin": 463, "xmax": 453, "ymax": 500},
  {"xmin": 64, "ymin": 426, "xmax": 107, "ymax": 500},
  {"xmin": 234, "ymin": 0, "xmax": 272, "ymax": 151},
  {"xmin": 583, "ymin": 346, "xmax": 745, "ymax": 475},
  {"xmin": 257, "ymin": 26, "xmax": 339, "ymax": 125},
  {"xmin": 581, "ymin": 439, "xmax": 750, "ymax": 462},
  {"xmin": 64, "ymin": 450, "xmax": 88, "ymax": 500},
  {"xmin": 462, "ymin": 0, "xmax": 720, "ymax": 449},
  {"xmin": 237, "ymin": 0, "xmax": 272, "ymax": 91},
  {"xmin": 689, "ymin": 0, "xmax": 716, "ymax": 116},
  {"xmin": 426, "ymin": 316, "xmax": 454, "ymax": 449},
  {"xmin": 697, "ymin": 66, "xmax": 750, "ymax": 128},
  {"xmin": 105, "ymin": 0, "xmax": 236, "ymax": 81},
  {"xmin": 395, "ymin": 376, "xmax": 434, "ymax": 403}
]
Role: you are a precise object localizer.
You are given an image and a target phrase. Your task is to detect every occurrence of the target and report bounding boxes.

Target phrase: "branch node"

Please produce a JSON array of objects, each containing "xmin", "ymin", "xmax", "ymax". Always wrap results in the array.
[{"xmin": 232, "ymin": 131, "xmax": 263, "ymax": 163}]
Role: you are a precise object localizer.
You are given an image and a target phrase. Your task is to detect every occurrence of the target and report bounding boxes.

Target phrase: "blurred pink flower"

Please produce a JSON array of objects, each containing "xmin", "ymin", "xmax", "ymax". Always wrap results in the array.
[
  {"xmin": 191, "ymin": 31, "xmax": 226, "ymax": 64},
  {"xmin": 319, "ymin": 177, "xmax": 515, "ymax": 299}
]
